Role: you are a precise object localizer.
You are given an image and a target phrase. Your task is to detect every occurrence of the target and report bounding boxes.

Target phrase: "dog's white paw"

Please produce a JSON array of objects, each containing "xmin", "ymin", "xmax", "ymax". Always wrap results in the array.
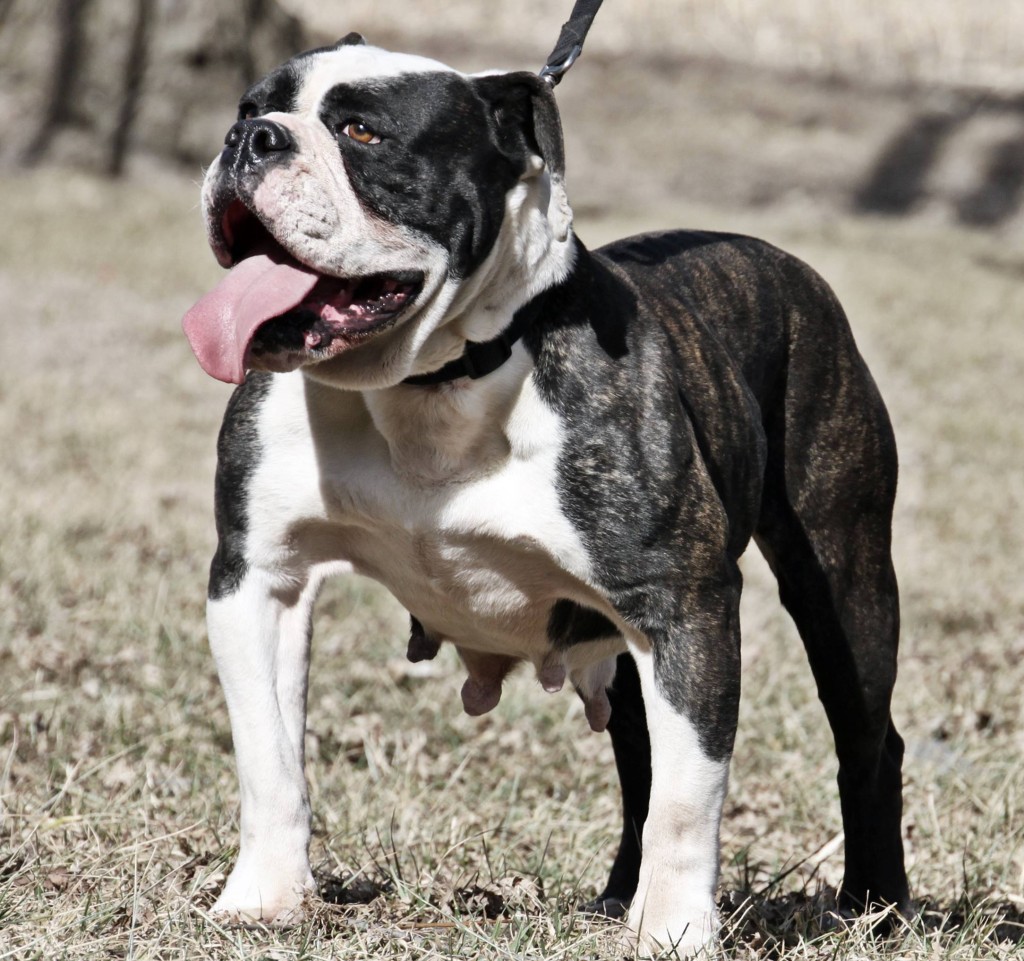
[
  {"xmin": 209, "ymin": 867, "xmax": 316, "ymax": 928},
  {"xmin": 627, "ymin": 898, "xmax": 720, "ymax": 958}
]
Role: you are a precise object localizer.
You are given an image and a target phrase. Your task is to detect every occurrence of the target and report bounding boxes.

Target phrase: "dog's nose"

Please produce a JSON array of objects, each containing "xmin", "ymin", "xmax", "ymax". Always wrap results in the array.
[{"xmin": 223, "ymin": 118, "xmax": 293, "ymax": 169}]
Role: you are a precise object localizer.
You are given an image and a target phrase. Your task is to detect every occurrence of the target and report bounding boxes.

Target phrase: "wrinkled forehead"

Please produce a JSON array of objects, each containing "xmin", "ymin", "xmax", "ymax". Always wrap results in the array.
[{"xmin": 244, "ymin": 44, "xmax": 461, "ymax": 116}]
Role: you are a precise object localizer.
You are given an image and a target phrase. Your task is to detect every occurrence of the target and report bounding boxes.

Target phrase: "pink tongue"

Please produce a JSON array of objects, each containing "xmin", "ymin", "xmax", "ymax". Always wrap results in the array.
[{"xmin": 182, "ymin": 251, "xmax": 320, "ymax": 384}]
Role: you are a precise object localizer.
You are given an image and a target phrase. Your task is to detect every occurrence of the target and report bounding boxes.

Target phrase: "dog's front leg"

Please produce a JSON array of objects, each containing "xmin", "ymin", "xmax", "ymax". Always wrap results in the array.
[
  {"xmin": 625, "ymin": 584, "xmax": 740, "ymax": 956},
  {"xmin": 207, "ymin": 569, "xmax": 317, "ymax": 925}
]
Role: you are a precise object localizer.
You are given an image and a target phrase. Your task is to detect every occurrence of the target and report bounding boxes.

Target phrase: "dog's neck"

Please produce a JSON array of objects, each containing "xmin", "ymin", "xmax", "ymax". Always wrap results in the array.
[
  {"xmin": 354, "ymin": 167, "xmax": 577, "ymax": 485},
  {"xmin": 401, "ymin": 163, "xmax": 576, "ymax": 379},
  {"xmin": 362, "ymin": 345, "xmax": 540, "ymax": 485},
  {"xmin": 453, "ymin": 168, "xmax": 574, "ymax": 337}
]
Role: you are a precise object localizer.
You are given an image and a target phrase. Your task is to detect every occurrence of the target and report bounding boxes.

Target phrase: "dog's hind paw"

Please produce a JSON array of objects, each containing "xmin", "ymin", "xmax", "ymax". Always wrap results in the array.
[{"xmin": 579, "ymin": 894, "xmax": 630, "ymax": 920}]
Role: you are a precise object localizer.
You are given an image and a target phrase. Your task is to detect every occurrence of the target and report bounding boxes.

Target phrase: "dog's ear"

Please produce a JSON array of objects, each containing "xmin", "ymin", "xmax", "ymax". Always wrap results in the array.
[
  {"xmin": 334, "ymin": 32, "xmax": 366, "ymax": 47},
  {"xmin": 473, "ymin": 72, "xmax": 566, "ymax": 181},
  {"xmin": 473, "ymin": 71, "xmax": 572, "ymax": 242}
]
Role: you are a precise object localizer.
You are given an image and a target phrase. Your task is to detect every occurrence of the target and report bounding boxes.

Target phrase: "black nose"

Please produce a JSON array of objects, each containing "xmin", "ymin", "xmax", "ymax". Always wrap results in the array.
[{"xmin": 222, "ymin": 118, "xmax": 293, "ymax": 169}]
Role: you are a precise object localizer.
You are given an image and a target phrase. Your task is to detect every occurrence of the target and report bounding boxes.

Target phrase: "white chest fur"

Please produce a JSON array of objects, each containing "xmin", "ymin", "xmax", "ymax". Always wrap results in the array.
[{"xmin": 243, "ymin": 360, "xmax": 620, "ymax": 669}]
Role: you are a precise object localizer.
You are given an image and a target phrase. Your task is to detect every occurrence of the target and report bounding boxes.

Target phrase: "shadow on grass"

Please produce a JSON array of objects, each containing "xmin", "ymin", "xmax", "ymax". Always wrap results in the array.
[
  {"xmin": 917, "ymin": 897, "xmax": 1024, "ymax": 947},
  {"xmin": 318, "ymin": 868, "xmax": 545, "ymax": 920},
  {"xmin": 320, "ymin": 873, "xmax": 392, "ymax": 907},
  {"xmin": 853, "ymin": 95, "xmax": 1024, "ymax": 228},
  {"xmin": 315, "ymin": 863, "xmax": 1024, "ymax": 954},
  {"xmin": 720, "ymin": 886, "xmax": 1024, "ymax": 957}
]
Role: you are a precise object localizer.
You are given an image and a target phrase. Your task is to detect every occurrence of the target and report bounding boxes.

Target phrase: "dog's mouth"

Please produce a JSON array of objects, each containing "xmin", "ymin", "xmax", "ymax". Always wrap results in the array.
[{"xmin": 182, "ymin": 199, "xmax": 422, "ymax": 384}]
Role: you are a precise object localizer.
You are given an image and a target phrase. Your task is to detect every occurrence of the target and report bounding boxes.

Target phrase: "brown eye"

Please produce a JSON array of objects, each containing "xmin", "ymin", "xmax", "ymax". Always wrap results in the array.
[
  {"xmin": 340, "ymin": 121, "xmax": 381, "ymax": 145},
  {"xmin": 239, "ymin": 103, "xmax": 258, "ymax": 121}
]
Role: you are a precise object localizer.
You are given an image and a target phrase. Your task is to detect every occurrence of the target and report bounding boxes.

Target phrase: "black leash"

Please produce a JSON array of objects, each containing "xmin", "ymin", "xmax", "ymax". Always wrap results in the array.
[
  {"xmin": 402, "ymin": 1, "xmax": 604, "ymax": 387},
  {"xmin": 539, "ymin": 0, "xmax": 605, "ymax": 85}
]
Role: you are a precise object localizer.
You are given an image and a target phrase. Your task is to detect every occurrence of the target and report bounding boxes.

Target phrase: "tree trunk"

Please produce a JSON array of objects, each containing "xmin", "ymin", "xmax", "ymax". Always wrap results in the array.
[
  {"xmin": 106, "ymin": 0, "xmax": 154, "ymax": 176},
  {"xmin": 4, "ymin": 0, "xmax": 307, "ymax": 174},
  {"xmin": 20, "ymin": 0, "xmax": 93, "ymax": 165}
]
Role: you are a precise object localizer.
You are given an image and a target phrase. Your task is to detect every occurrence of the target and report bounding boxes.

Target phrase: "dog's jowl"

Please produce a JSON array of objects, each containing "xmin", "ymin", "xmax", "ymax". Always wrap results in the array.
[{"xmin": 182, "ymin": 35, "xmax": 909, "ymax": 954}]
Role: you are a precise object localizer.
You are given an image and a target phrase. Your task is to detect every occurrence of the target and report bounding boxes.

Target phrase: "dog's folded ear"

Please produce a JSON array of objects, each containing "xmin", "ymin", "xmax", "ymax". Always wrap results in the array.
[
  {"xmin": 473, "ymin": 72, "xmax": 566, "ymax": 182},
  {"xmin": 334, "ymin": 32, "xmax": 366, "ymax": 47}
]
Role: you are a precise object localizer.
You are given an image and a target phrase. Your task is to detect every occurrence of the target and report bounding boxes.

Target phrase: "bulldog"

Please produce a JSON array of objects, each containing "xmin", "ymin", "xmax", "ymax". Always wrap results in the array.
[{"xmin": 182, "ymin": 33, "xmax": 910, "ymax": 954}]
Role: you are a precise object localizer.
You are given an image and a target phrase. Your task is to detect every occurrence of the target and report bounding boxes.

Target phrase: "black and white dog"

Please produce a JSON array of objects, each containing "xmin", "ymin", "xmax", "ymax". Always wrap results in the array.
[{"xmin": 182, "ymin": 34, "xmax": 909, "ymax": 954}]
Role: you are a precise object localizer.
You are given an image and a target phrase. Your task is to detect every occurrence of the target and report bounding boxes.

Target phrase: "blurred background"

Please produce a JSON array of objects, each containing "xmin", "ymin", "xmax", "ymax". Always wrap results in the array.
[
  {"xmin": 1, "ymin": 1, "xmax": 1022, "ymax": 956},
  {"xmin": 3, "ymin": 0, "xmax": 1024, "ymax": 225}
]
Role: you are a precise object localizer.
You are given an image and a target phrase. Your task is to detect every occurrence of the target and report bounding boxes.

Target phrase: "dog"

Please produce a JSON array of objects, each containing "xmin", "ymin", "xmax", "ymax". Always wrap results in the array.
[{"xmin": 182, "ymin": 33, "xmax": 910, "ymax": 954}]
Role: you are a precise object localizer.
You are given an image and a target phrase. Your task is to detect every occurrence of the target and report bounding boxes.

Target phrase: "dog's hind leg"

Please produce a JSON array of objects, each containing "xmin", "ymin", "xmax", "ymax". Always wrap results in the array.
[
  {"xmin": 206, "ymin": 569, "xmax": 319, "ymax": 925},
  {"xmin": 755, "ymin": 331, "xmax": 910, "ymax": 917},
  {"xmin": 584, "ymin": 651, "xmax": 651, "ymax": 919},
  {"xmin": 622, "ymin": 565, "xmax": 741, "ymax": 956}
]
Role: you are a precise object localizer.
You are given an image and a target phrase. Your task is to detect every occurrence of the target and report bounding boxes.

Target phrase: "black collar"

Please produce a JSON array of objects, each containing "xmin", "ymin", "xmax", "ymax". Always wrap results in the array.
[{"xmin": 402, "ymin": 295, "xmax": 545, "ymax": 387}]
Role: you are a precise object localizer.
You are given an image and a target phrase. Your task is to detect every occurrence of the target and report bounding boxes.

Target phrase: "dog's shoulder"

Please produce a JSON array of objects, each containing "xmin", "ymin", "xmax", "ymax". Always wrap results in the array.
[
  {"xmin": 524, "ymin": 232, "xmax": 793, "ymax": 565},
  {"xmin": 526, "ymin": 230, "xmax": 793, "ymax": 412}
]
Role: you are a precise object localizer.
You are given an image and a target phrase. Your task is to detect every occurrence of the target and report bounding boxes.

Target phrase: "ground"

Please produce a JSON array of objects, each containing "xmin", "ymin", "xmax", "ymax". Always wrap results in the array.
[{"xmin": 1, "ymin": 34, "xmax": 1023, "ymax": 961}]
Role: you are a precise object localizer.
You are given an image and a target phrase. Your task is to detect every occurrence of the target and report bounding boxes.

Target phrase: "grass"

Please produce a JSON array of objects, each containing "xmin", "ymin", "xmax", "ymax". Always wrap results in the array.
[{"xmin": 1, "ymin": 157, "xmax": 1023, "ymax": 959}]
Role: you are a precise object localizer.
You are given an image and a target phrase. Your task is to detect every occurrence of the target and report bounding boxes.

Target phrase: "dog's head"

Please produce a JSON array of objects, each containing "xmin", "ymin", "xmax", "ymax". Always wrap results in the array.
[{"xmin": 183, "ymin": 34, "xmax": 574, "ymax": 389}]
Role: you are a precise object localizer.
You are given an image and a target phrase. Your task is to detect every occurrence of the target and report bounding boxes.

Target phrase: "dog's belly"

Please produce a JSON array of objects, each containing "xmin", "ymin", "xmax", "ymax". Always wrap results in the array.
[
  {"xmin": 250, "ymin": 372, "xmax": 627, "ymax": 666},
  {"xmin": 339, "ymin": 524, "xmax": 615, "ymax": 659}
]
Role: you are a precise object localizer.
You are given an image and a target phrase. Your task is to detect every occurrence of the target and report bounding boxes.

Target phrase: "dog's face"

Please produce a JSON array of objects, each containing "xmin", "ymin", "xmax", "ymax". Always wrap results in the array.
[{"xmin": 183, "ymin": 34, "xmax": 574, "ymax": 389}]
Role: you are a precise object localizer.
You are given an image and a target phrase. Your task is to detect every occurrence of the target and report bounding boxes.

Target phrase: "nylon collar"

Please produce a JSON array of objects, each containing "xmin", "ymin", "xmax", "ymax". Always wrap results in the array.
[{"xmin": 402, "ymin": 295, "xmax": 544, "ymax": 387}]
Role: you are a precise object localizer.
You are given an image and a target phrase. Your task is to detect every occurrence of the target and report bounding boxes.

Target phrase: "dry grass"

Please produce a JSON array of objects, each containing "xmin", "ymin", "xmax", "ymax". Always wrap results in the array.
[{"xmin": 1, "ymin": 144, "xmax": 1023, "ymax": 959}]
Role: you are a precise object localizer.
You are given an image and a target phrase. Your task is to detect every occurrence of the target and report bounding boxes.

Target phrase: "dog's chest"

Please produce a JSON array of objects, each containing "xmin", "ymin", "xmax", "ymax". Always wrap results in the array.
[{"xmin": 249, "ymin": 373, "xmax": 605, "ymax": 656}]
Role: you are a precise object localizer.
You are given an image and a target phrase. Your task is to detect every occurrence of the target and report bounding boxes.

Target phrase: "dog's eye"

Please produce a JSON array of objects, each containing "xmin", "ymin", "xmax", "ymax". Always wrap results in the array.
[
  {"xmin": 339, "ymin": 121, "xmax": 381, "ymax": 145},
  {"xmin": 238, "ymin": 102, "xmax": 259, "ymax": 121}
]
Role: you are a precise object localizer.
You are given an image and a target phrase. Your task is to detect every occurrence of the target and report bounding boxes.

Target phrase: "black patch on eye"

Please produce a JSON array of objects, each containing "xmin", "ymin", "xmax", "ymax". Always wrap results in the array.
[
  {"xmin": 548, "ymin": 599, "xmax": 620, "ymax": 649},
  {"xmin": 319, "ymin": 73, "xmax": 528, "ymax": 279},
  {"xmin": 237, "ymin": 63, "xmax": 302, "ymax": 118}
]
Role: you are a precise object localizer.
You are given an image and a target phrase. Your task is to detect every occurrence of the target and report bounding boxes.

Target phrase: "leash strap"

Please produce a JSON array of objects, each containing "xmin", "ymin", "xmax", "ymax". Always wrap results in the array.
[
  {"xmin": 403, "ymin": 5, "xmax": 605, "ymax": 387},
  {"xmin": 539, "ymin": 0, "xmax": 605, "ymax": 85}
]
